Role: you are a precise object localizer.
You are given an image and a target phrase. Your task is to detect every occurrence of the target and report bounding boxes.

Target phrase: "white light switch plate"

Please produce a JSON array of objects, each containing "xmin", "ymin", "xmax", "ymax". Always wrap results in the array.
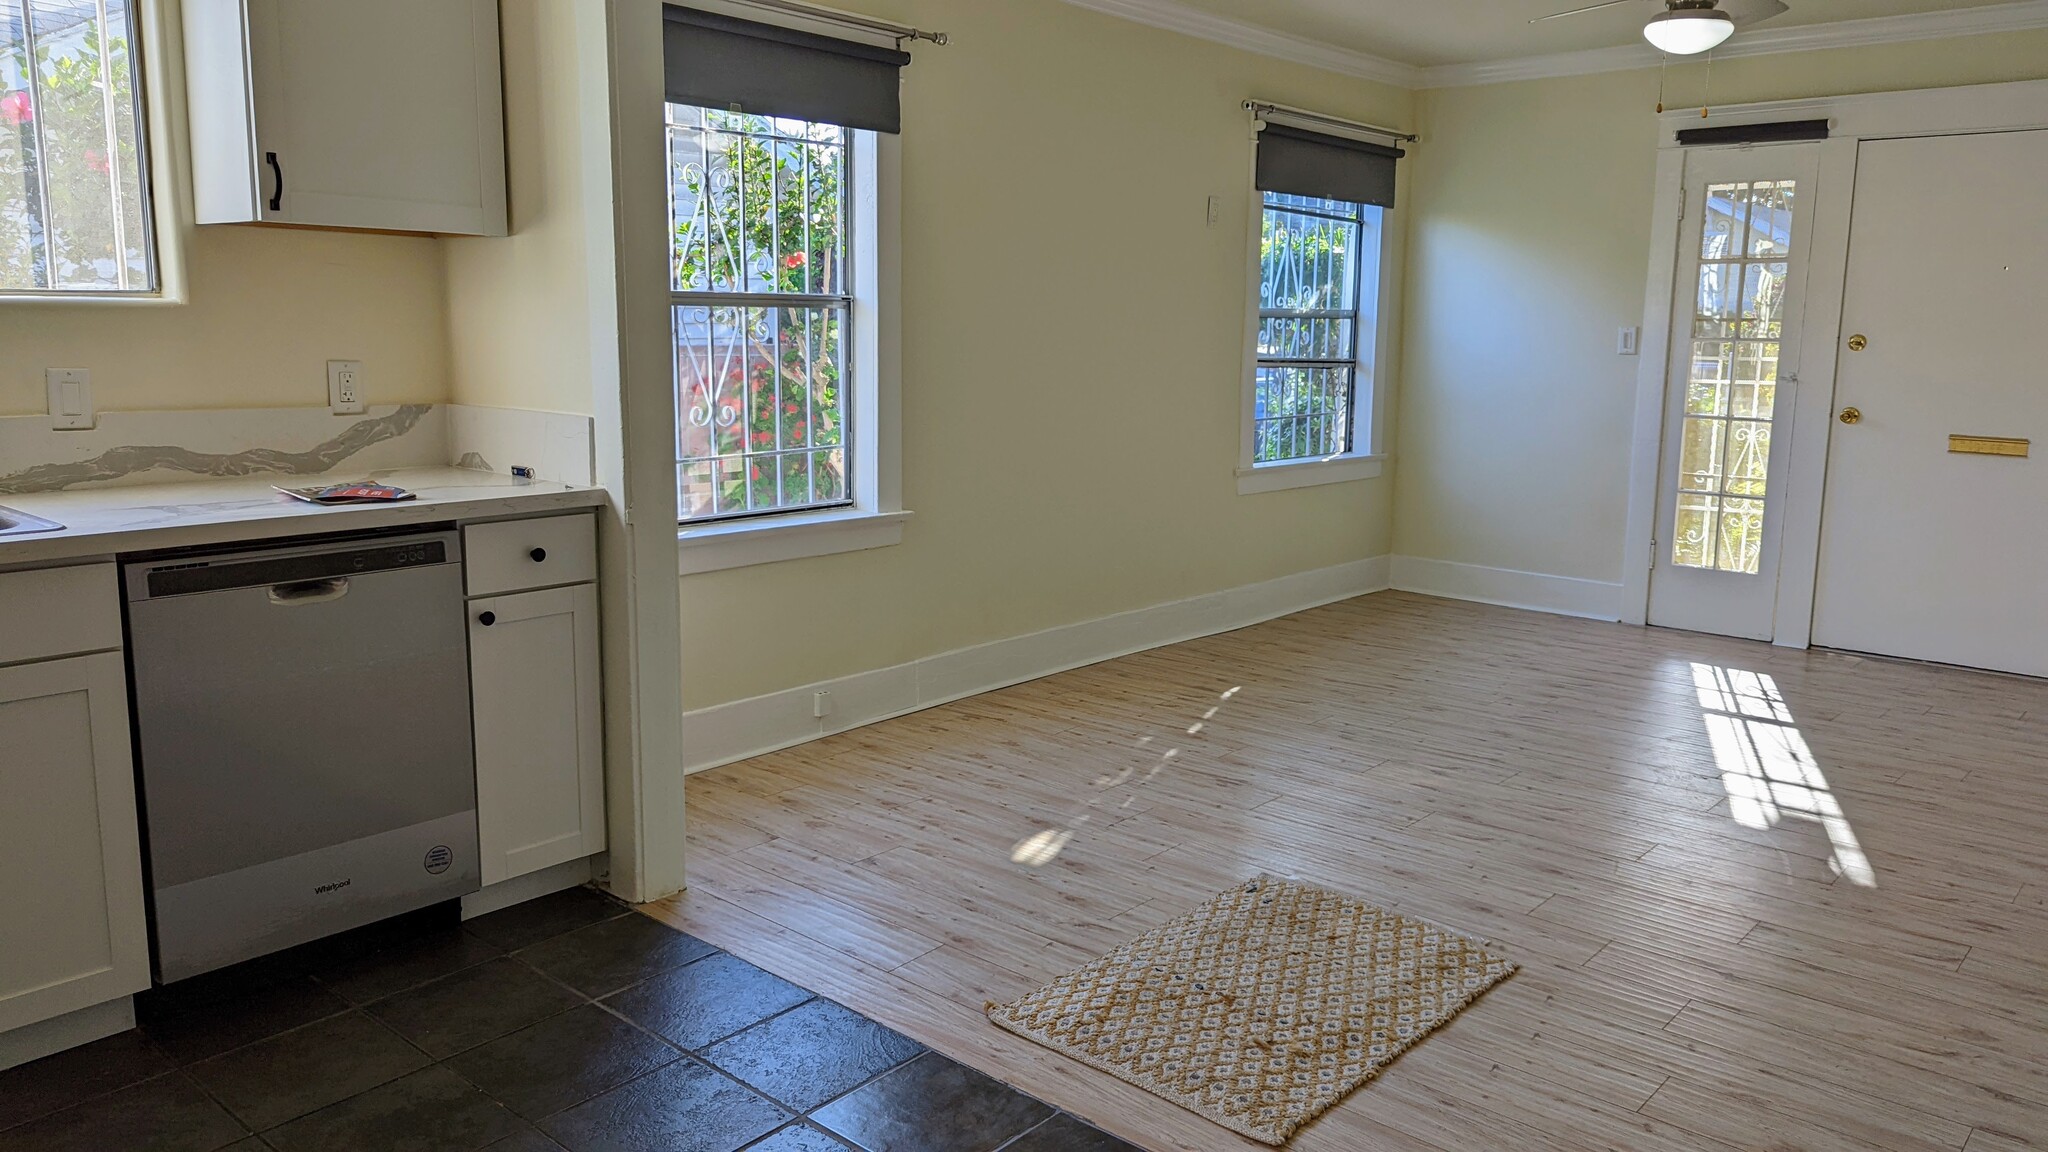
[
  {"xmin": 327, "ymin": 360, "xmax": 365, "ymax": 415},
  {"xmin": 1618, "ymin": 326, "xmax": 1641, "ymax": 356},
  {"xmin": 46, "ymin": 368, "xmax": 93, "ymax": 430}
]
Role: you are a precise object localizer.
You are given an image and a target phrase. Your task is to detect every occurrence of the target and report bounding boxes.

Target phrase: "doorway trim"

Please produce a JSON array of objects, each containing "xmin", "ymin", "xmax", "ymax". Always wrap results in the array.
[{"xmin": 1620, "ymin": 78, "xmax": 2048, "ymax": 645}]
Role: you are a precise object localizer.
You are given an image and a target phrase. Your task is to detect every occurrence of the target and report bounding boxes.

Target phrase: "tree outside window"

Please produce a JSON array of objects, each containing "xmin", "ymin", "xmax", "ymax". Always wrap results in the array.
[
  {"xmin": 669, "ymin": 105, "xmax": 850, "ymax": 522},
  {"xmin": 2, "ymin": 0, "xmax": 152, "ymax": 294}
]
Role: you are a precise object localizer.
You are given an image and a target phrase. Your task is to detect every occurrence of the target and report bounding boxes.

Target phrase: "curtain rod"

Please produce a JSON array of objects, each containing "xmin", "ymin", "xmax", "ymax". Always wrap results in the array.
[
  {"xmin": 722, "ymin": 0, "xmax": 949, "ymax": 45},
  {"xmin": 1245, "ymin": 100, "xmax": 1418, "ymax": 144}
]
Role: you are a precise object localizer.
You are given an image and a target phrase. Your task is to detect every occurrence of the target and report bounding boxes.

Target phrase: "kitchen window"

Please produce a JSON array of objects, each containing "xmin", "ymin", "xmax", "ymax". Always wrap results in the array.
[
  {"xmin": 1, "ymin": 0, "xmax": 156, "ymax": 295},
  {"xmin": 1238, "ymin": 108, "xmax": 1406, "ymax": 495}
]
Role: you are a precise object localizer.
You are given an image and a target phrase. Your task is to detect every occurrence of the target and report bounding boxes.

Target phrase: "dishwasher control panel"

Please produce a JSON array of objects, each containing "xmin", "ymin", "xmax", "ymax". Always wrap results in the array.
[{"xmin": 132, "ymin": 535, "xmax": 456, "ymax": 600}]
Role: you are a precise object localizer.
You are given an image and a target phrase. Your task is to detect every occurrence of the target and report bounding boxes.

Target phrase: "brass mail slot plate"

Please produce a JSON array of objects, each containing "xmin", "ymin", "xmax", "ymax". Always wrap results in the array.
[{"xmin": 1949, "ymin": 435, "xmax": 2030, "ymax": 458}]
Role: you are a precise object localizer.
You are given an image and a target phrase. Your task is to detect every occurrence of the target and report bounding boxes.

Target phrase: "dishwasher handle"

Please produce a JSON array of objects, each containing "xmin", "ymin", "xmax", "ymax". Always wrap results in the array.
[{"xmin": 267, "ymin": 577, "xmax": 351, "ymax": 607}]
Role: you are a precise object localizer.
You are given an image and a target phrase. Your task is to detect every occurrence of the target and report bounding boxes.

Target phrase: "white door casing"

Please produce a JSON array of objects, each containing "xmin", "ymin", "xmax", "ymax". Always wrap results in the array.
[
  {"xmin": 1810, "ymin": 130, "xmax": 2048, "ymax": 676},
  {"xmin": 1625, "ymin": 82, "xmax": 2048, "ymax": 646},
  {"xmin": 1647, "ymin": 144, "xmax": 1823, "ymax": 641}
]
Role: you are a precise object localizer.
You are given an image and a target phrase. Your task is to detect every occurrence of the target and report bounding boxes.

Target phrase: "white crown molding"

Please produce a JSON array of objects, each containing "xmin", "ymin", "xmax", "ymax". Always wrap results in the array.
[
  {"xmin": 1061, "ymin": 0, "xmax": 2048, "ymax": 92},
  {"xmin": 1420, "ymin": 0, "xmax": 2048, "ymax": 88},
  {"xmin": 1056, "ymin": 0, "xmax": 1425, "ymax": 89}
]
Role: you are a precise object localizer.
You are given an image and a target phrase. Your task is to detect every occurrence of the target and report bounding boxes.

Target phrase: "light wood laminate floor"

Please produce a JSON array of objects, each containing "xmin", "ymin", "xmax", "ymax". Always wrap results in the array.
[{"xmin": 650, "ymin": 591, "xmax": 2048, "ymax": 1152}]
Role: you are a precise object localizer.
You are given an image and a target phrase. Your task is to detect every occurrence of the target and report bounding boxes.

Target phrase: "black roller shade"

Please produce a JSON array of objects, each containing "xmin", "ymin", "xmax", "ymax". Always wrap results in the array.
[
  {"xmin": 663, "ymin": 6, "xmax": 912, "ymax": 134},
  {"xmin": 1256, "ymin": 123, "xmax": 1405, "ymax": 209},
  {"xmin": 1677, "ymin": 119, "xmax": 1831, "ymax": 147}
]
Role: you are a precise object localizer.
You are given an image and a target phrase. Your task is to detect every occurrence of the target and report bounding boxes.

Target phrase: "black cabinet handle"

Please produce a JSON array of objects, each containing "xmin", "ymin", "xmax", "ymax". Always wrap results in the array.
[
  {"xmin": 265, "ymin": 151, "xmax": 284, "ymax": 212},
  {"xmin": 529, "ymin": 547, "xmax": 547, "ymax": 563},
  {"xmin": 478, "ymin": 611, "xmax": 496, "ymax": 627}
]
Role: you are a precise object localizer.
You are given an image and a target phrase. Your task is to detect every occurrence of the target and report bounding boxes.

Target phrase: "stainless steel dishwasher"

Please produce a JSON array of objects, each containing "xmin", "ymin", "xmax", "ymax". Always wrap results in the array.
[{"xmin": 125, "ymin": 529, "xmax": 478, "ymax": 982}]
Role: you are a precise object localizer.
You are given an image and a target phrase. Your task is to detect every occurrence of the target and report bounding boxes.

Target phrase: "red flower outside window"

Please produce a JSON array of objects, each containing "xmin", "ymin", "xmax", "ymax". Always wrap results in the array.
[{"xmin": 0, "ymin": 91, "xmax": 32, "ymax": 126}]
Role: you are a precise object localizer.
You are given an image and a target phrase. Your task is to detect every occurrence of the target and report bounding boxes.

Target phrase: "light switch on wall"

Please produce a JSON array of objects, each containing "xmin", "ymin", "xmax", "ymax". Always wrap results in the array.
[
  {"xmin": 46, "ymin": 368, "xmax": 93, "ymax": 430},
  {"xmin": 1617, "ymin": 326, "xmax": 1641, "ymax": 357}
]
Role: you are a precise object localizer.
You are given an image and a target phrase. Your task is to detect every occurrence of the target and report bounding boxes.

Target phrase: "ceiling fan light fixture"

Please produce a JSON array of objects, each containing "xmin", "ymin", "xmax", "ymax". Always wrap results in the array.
[{"xmin": 1644, "ymin": 7, "xmax": 1736, "ymax": 54}]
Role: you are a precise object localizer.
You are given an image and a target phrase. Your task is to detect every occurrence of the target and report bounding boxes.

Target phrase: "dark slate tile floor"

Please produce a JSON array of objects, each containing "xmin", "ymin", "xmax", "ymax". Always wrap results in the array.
[{"xmin": 0, "ymin": 887, "xmax": 1141, "ymax": 1152}]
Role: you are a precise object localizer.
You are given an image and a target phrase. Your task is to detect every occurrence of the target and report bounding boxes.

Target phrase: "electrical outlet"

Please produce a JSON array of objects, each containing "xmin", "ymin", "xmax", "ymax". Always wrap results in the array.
[
  {"xmin": 813, "ymin": 691, "xmax": 833, "ymax": 719},
  {"xmin": 46, "ymin": 368, "xmax": 93, "ymax": 430},
  {"xmin": 327, "ymin": 360, "xmax": 365, "ymax": 415},
  {"xmin": 1207, "ymin": 195, "xmax": 1222, "ymax": 227}
]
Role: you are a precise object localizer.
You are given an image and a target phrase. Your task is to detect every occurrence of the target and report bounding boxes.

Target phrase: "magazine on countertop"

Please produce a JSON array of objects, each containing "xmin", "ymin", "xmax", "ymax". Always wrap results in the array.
[{"xmin": 274, "ymin": 482, "xmax": 418, "ymax": 505}]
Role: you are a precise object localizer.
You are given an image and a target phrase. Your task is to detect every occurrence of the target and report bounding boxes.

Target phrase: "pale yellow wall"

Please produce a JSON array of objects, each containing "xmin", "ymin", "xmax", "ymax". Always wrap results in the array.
[
  {"xmin": 1395, "ymin": 31, "xmax": 2048, "ymax": 584},
  {"xmin": 0, "ymin": 227, "xmax": 448, "ymax": 417},
  {"xmin": 0, "ymin": 0, "xmax": 449, "ymax": 418},
  {"xmin": 444, "ymin": 0, "xmax": 604, "ymax": 417},
  {"xmin": 679, "ymin": 0, "xmax": 1412, "ymax": 709}
]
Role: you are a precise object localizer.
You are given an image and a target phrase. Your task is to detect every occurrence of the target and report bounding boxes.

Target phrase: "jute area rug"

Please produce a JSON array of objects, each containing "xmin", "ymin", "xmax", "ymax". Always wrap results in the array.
[{"xmin": 986, "ymin": 875, "xmax": 1518, "ymax": 1146}]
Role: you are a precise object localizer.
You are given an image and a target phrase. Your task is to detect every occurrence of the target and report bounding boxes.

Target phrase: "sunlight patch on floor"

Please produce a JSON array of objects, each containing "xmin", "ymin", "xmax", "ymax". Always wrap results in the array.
[
  {"xmin": 1008, "ymin": 686, "xmax": 1243, "ymax": 869},
  {"xmin": 1693, "ymin": 662, "xmax": 1876, "ymax": 887}
]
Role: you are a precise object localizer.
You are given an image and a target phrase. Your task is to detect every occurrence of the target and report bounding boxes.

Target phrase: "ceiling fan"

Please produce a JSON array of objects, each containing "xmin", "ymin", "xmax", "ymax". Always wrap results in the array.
[{"xmin": 1532, "ymin": 0, "xmax": 1791, "ymax": 55}]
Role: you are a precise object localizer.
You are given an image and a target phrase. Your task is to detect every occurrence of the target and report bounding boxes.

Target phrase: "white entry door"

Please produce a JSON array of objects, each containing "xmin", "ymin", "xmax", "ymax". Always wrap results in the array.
[
  {"xmin": 1649, "ymin": 144, "xmax": 1823, "ymax": 640},
  {"xmin": 1812, "ymin": 130, "xmax": 2048, "ymax": 676}
]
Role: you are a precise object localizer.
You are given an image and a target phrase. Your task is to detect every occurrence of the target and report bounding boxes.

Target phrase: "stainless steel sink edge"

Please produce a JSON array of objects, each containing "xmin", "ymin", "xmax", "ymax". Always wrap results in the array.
[{"xmin": 0, "ymin": 506, "xmax": 66, "ymax": 536}]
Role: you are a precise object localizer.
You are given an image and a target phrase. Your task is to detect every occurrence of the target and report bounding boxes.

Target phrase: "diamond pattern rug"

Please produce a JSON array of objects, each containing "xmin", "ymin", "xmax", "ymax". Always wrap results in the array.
[{"xmin": 985, "ymin": 875, "xmax": 1518, "ymax": 1146}]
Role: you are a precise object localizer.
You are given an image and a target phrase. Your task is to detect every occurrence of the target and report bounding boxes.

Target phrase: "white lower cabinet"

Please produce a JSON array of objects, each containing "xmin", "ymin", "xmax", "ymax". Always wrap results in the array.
[
  {"xmin": 0, "ymin": 653, "xmax": 149, "ymax": 1033},
  {"xmin": 469, "ymin": 583, "xmax": 605, "ymax": 886}
]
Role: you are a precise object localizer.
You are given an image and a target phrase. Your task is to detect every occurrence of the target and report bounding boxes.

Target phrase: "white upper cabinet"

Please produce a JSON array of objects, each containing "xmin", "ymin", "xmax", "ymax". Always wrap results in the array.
[{"xmin": 184, "ymin": 0, "xmax": 508, "ymax": 236}]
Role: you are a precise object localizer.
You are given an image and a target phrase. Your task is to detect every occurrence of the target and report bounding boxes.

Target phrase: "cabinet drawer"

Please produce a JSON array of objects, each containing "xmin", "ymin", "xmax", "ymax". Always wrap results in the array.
[
  {"xmin": 0, "ymin": 565, "xmax": 121, "ymax": 666},
  {"xmin": 464, "ymin": 514, "xmax": 597, "ymax": 597}
]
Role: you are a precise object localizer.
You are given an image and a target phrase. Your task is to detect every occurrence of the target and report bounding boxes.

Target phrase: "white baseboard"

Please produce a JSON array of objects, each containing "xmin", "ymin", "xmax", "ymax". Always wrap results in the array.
[
  {"xmin": 0, "ymin": 997, "xmax": 134, "ymax": 1071},
  {"xmin": 1389, "ymin": 555, "xmax": 1624, "ymax": 621},
  {"xmin": 682, "ymin": 554, "xmax": 1392, "ymax": 774}
]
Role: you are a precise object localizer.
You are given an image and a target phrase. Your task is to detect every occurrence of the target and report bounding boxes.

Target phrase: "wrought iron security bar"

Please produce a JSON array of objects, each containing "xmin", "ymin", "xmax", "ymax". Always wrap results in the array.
[
  {"xmin": 1255, "ymin": 191, "xmax": 1370, "ymax": 464},
  {"xmin": 669, "ymin": 103, "xmax": 855, "ymax": 522}
]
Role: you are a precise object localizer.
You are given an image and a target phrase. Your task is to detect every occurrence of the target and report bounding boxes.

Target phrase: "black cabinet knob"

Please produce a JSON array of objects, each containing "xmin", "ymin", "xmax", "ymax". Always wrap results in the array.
[
  {"xmin": 478, "ymin": 611, "xmax": 497, "ymax": 627},
  {"xmin": 529, "ymin": 547, "xmax": 547, "ymax": 563}
]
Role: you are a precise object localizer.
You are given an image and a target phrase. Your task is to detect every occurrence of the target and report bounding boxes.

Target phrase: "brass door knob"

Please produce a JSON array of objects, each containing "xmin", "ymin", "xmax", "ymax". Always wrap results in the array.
[
  {"xmin": 1839, "ymin": 407, "xmax": 1863, "ymax": 425},
  {"xmin": 1847, "ymin": 334, "xmax": 1868, "ymax": 352}
]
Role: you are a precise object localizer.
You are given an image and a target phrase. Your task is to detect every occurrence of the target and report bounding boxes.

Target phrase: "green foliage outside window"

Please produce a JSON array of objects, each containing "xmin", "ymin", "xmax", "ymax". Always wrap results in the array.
[
  {"xmin": 672, "ymin": 109, "xmax": 849, "ymax": 518},
  {"xmin": 2, "ymin": 2, "xmax": 150, "ymax": 293}
]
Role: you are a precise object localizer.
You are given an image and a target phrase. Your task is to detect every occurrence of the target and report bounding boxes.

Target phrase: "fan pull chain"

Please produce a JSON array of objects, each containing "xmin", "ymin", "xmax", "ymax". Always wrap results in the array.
[
  {"xmin": 1702, "ymin": 50, "xmax": 1714, "ymax": 118},
  {"xmin": 1657, "ymin": 53, "xmax": 1668, "ymax": 114}
]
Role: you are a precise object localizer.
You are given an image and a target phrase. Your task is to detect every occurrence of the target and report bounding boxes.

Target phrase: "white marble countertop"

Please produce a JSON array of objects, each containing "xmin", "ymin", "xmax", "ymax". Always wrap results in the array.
[{"xmin": 0, "ymin": 467, "xmax": 607, "ymax": 568}]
